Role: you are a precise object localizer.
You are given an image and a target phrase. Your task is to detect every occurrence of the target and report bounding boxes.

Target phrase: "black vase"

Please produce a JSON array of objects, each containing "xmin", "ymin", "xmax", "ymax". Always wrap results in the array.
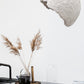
[{"xmin": 18, "ymin": 75, "xmax": 30, "ymax": 84}]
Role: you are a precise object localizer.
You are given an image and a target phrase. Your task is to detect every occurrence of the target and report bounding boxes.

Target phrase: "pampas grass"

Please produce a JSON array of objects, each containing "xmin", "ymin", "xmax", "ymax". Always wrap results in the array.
[
  {"xmin": 16, "ymin": 38, "xmax": 22, "ymax": 50},
  {"xmin": 30, "ymin": 31, "xmax": 42, "ymax": 52},
  {"xmin": 1, "ymin": 35, "xmax": 29, "ymax": 75},
  {"xmin": 1, "ymin": 35, "xmax": 20, "ymax": 55},
  {"xmin": 1, "ymin": 30, "xmax": 42, "ymax": 76},
  {"xmin": 28, "ymin": 31, "xmax": 42, "ymax": 70}
]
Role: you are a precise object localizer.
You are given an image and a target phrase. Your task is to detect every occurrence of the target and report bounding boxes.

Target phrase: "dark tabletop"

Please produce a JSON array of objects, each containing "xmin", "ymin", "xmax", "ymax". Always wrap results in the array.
[{"xmin": 0, "ymin": 82, "xmax": 63, "ymax": 84}]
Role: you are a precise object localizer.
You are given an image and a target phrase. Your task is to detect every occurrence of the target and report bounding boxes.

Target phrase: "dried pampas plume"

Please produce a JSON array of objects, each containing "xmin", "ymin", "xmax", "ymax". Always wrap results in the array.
[
  {"xmin": 1, "ymin": 35, "xmax": 20, "ymax": 56},
  {"xmin": 16, "ymin": 38, "xmax": 22, "ymax": 50},
  {"xmin": 28, "ymin": 31, "xmax": 42, "ymax": 70},
  {"xmin": 1, "ymin": 30, "xmax": 42, "ymax": 76},
  {"xmin": 30, "ymin": 31, "xmax": 42, "ymax": 52},
  {"xmin": 1, "ymin": 35, "xmax": 29, "ymax": 75}
]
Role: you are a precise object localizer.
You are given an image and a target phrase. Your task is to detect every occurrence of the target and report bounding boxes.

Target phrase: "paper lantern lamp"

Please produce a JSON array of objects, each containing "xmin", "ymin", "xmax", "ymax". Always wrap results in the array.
[{"xmin": 41, "ymin": 0, "xmax": 81, "ymax": 27}]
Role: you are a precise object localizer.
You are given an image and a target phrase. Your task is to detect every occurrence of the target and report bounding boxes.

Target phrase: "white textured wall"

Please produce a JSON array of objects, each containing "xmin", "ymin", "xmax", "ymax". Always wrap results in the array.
[{"xmin": 0, "ymin": 0, "xmax": 84, "ymax": 84}]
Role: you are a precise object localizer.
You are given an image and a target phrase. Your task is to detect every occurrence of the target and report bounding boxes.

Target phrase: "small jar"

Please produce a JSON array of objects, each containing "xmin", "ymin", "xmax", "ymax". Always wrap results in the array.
[{"xmin": 18, "ymin": 69, "xmax": 30, "ymax": 84}]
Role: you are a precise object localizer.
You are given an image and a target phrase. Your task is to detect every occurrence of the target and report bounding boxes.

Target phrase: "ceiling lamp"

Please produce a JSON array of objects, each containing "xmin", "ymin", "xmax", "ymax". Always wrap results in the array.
[{"xmin": 41, "ymin": 0, "xmax": 81, "ymax": 27}]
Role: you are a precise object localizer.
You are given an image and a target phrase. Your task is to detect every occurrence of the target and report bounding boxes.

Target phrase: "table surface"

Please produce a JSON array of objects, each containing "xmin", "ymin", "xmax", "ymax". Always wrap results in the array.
[{"xmin": 0, "ymin": 82, "xmax": 63, "ymax": 84}]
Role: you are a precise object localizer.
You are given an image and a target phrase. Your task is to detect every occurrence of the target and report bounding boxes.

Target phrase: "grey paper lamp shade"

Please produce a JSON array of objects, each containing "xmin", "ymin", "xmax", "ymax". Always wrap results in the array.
[{"xmin": 41, "ymin": 0, "xmax": 81, "ymax": 27}]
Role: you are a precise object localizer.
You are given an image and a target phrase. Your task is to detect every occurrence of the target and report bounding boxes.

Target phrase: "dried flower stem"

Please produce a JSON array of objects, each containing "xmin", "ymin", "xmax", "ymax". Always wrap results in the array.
[
  {"xmin": 19, "ymin": 55, "xmax": 29, "ymax": 75},
  {"xmin": 28, "ymin": 31, "xmax": 42, "ymax": 69},
  {"xmin": 1, "ymin": 30, "xmax": 42, "ymax": 76},
  {"xmin": 1, "ymin": 35, "xmax": 29, "ymax": 75},
  {"xmin": 28, "ymin": 52, "xmax": 33, "ymax": 71}
]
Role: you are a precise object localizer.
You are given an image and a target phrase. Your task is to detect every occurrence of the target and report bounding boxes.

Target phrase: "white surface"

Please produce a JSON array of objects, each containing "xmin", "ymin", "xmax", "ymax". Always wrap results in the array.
[
  {"xmin": 41, "ymin": 0, "xmax": 81, "ymax": 26},
  {"xmin": 0, "ymin": 0, "xmax": 84, "ymax": 84},
  {"xmin": 73, "ymin": 81, "xmax": 84, "ymax": 84}
]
